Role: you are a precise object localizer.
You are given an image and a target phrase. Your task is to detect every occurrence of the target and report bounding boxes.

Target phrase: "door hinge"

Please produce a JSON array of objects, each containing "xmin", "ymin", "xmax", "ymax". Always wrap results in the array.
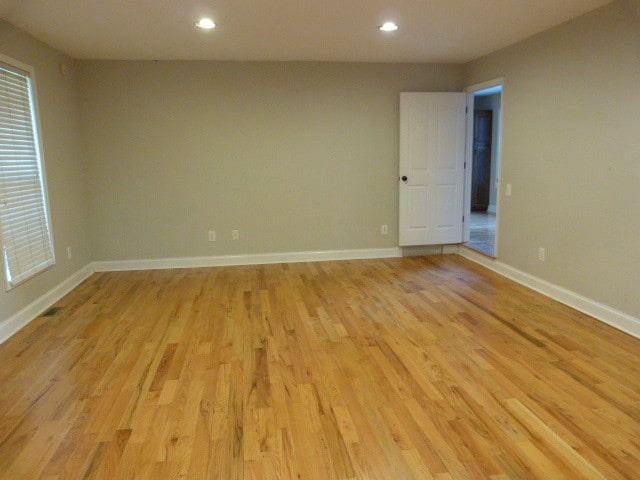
[
  {"xmin": 466, "ymin": 106, "xmax": 468, "ymax": 113},
  {"xmin": 464, "ymin": 162, "xmax": 466, "ymax": 169},
  {"xmin": 462, "ymin": 215, "xmax": 465, "ymax": 222}
]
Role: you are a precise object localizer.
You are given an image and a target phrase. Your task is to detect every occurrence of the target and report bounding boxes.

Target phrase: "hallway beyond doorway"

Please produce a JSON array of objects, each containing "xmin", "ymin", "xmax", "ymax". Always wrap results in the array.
[{"xmin": 467, "ymin": 211, "xmax": 496, "ymax": 256}]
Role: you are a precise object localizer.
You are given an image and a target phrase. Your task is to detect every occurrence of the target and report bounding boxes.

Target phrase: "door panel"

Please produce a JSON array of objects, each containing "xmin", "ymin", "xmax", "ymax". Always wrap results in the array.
[
  {"xmin": 408, "ymin": 186, "xmax": 428, "ymax": 229},
  {"xmin": 399, "ymin": 92, "xmax": 467, "ymax": 246},
  {"xmin": 437, "ymin": 107, "xmax": 459, "ymax": 170},
  {"xmin": 435, "ymin": 185, "xmax": 456, "ymax": 228},
  {"xmin": 409, "ymin": 108, "xmax": 429, "ymax": 171}
]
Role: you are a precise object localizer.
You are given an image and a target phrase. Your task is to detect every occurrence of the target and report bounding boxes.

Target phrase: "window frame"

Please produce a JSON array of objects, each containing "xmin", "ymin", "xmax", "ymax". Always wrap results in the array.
[{"xmin": 0, "ymin": 54, "xmax": 56, "ymax": 291}]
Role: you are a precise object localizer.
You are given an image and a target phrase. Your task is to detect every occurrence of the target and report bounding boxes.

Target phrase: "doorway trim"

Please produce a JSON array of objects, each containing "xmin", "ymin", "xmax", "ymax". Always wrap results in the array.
[{"xmin": 463, "ymin": 77, "xmax": 504, "ymax": 257}]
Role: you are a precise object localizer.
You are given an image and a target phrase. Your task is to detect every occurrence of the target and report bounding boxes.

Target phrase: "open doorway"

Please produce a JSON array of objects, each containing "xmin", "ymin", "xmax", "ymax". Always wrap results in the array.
[{"xmin": 465, "ymin": 83, "xmax": 502, "ymax": 257}]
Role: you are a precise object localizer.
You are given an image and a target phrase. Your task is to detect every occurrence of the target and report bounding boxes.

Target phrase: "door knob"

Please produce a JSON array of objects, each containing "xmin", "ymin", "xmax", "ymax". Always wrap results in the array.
[{"xmin": 401, "ymin": 176, "xmax": 408, "ymax": 182}]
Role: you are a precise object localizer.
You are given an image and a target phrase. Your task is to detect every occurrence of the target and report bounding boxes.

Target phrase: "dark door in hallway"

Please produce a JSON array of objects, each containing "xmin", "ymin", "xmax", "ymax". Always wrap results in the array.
[{"xmin": 471, "ymin": 110, "xmax": 492, "ymax": 211}]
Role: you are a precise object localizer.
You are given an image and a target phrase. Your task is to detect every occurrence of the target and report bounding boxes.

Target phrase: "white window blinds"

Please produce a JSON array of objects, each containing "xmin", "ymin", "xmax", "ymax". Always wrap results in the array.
[{"xmin": 0, "ymin": 60, "xmax": 55, "ymax": 289}]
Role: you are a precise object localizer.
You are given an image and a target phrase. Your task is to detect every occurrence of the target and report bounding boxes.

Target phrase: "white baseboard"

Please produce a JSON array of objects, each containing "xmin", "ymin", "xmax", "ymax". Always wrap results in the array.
[
  {"xmin": 8, "ymin": 246, "xmax": 636, "ymax": 345},
  {"xmin": 0, "ymin": 264, "xmax": 95, "ymax": 344},
  {"xmin": 458, "ymin": 246, "xmax": 640, "ymax": 339},
  {"xmin": 93, "ymin": 247, "xmax": 403, "ymax": 272}
]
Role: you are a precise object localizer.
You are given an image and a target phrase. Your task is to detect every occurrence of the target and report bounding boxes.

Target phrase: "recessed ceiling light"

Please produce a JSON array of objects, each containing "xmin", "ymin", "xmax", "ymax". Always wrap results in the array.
[
  {"xmin": 196, "ymin": 18, "xmax": 216, "ymax": 30},
  {"xmin": 379, "ymin": 21, "xmax": 399, "ymax": 32}
]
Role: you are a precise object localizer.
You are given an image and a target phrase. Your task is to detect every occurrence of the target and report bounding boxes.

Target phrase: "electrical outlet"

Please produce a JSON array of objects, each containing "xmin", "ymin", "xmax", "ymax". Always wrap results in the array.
[
  {"xmin": 66, "ymin": 247, "xmax": 72, "ymax": 259},
  {"xmin": 232, "ymin": 229, "xmax": 239, "ymax": 240},
  {"xmin": 538, "ymin": 247, "xmax": 545, "ymax": 261},
  {"xmin": 505, "ymin": 184, "xmax": 512, "ymax": 196},
  {"xmin": 381, "ymin": 224, "xmax": 388, "ymax": 235},
  {"xmin": 208, "ymin": 230, "xmax": 216, "ymax": 242}
]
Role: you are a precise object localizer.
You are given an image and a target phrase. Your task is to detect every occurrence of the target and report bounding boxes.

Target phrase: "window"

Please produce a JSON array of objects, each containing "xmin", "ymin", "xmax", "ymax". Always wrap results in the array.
[{"xmin": 0, "ymin": 56, "xmax": 54, "ymax": 290}]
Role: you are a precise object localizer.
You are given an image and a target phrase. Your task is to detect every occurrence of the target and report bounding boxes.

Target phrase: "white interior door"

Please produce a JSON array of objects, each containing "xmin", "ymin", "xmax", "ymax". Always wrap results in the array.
[{"xmin": 399, "ymin": 92, "xmax": 467, "ymax": 246}]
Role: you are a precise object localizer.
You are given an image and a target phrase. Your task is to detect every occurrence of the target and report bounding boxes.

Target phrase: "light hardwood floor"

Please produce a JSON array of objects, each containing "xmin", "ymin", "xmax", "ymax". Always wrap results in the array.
[{"xmin": 0, "ymin": 255, "xmax": 639, "ymax": 479}]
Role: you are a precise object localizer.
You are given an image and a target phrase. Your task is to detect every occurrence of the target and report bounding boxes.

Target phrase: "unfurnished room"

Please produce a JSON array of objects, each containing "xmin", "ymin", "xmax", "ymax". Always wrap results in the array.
[{"xmin": 0, "ymin": 1, "xmax": 639, "ymax": 478}]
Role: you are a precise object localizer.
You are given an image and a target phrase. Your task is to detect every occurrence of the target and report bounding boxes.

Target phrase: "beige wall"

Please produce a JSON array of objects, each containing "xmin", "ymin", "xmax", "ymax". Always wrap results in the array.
[
  {"xmin": 465, "ymin": 0, "xmax": 640, "ymax": 317},
  {"xmin": 79, "ymin": 61, "xmax": 463, "ymax": 260},
  {"xmin": 3, "ymin": 0, "xmax": 638, "ymax": 329},
  {"xmin": 0, "ymin": 21, "xmax": 90, "ymax": 323}
]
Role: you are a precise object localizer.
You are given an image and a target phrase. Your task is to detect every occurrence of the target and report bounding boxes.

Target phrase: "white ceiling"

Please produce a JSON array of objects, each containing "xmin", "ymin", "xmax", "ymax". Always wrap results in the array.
[{"xmin": 0, "ymin": 0, "xmax": 612, "ymax": 63}]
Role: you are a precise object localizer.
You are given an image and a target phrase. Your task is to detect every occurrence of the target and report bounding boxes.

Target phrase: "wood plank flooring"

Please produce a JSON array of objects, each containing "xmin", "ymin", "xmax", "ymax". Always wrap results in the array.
[{"xmin": 0, "ymin": 255, "xmax": 639, "ymax": 479}]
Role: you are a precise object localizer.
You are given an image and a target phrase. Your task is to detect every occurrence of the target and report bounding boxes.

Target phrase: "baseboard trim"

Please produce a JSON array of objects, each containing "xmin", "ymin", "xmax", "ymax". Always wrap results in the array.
[
  {"xmin": 0, "ymin": 264, "xmax": 95, "ymax": 344},
  {"xmin": 458, "ymin": 245, "xmax": 640, "ymax": 339},
  {"xmin": 93, "ymin": 247, "xmax": 403, "ymax": 272},
  {"xmin": 8, "ymin": 247, "xmax": 636, "ymax": 343}
]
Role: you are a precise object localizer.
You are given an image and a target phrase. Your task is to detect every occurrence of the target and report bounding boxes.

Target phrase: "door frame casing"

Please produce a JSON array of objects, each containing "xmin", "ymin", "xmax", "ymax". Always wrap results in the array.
[{"xmin": 463, "ymin": 78, "xmax": 504, "ymax": 257}]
